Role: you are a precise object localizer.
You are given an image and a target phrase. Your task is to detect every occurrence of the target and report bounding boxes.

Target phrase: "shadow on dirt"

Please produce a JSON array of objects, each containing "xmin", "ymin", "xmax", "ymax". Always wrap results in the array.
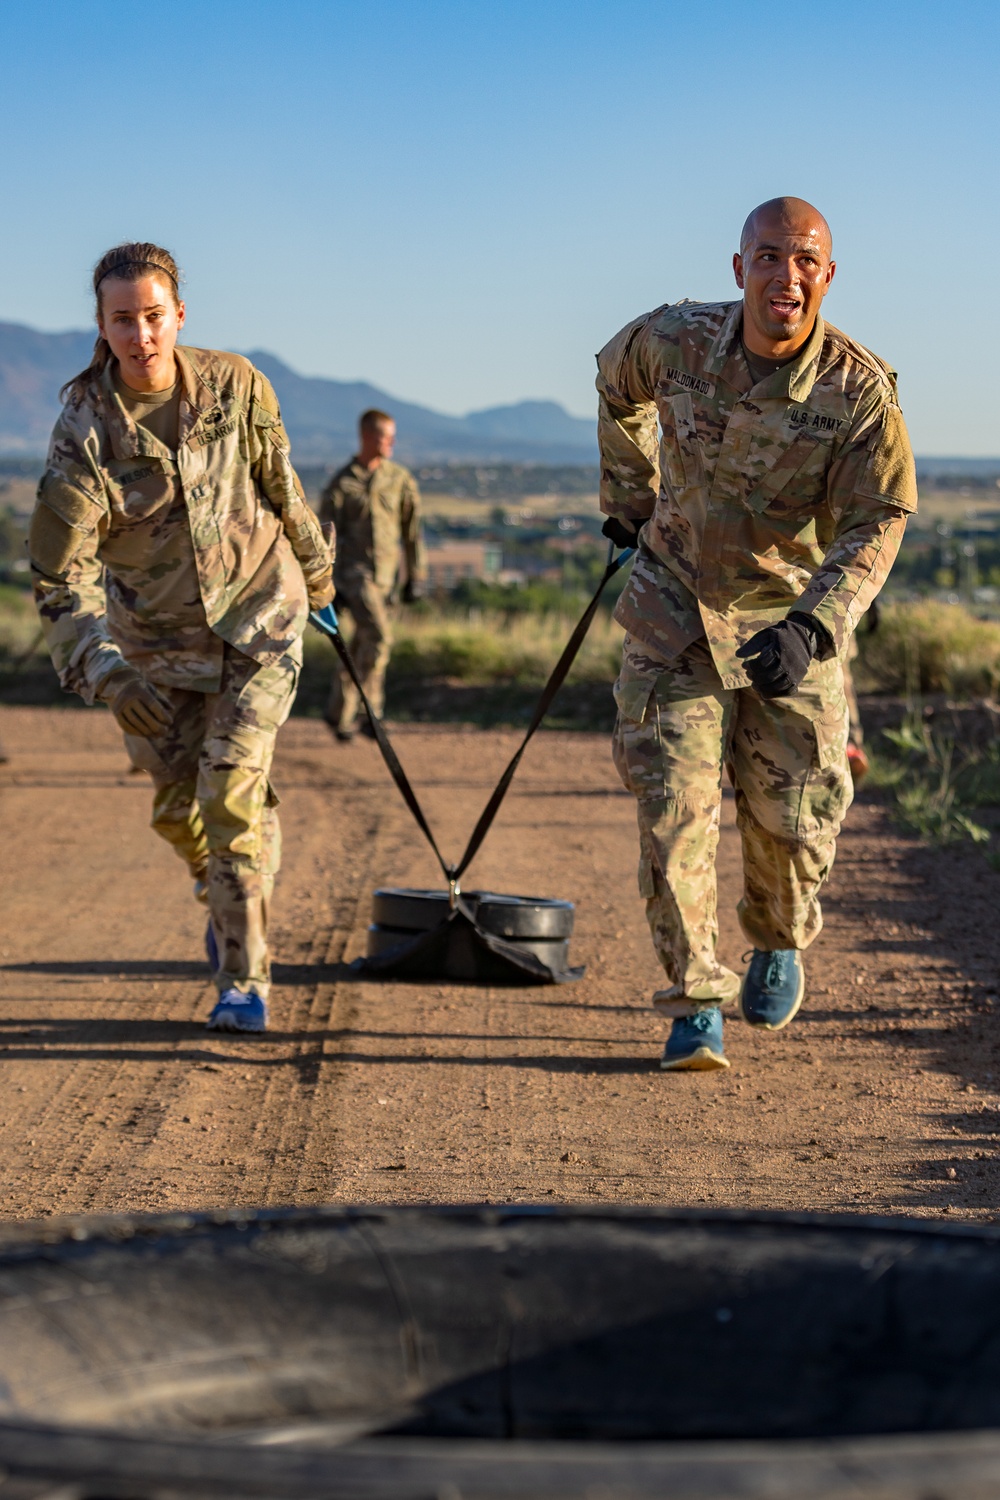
[{"xmin": 817, "ymin": 788, "xmax": 1000, "ymax": 1214}]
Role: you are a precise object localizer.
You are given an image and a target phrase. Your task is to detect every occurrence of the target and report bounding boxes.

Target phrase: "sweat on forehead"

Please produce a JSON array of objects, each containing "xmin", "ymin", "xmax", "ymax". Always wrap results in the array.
[{"xmin": 740, "ymin": 198, "xmax": 832, "ymax": 257}]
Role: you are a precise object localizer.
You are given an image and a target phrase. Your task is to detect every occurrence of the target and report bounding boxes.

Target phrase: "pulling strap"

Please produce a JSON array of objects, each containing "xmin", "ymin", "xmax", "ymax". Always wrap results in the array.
[{"xmin": 310, "ymin": 546, "xmax": 634, "ymax": 889}]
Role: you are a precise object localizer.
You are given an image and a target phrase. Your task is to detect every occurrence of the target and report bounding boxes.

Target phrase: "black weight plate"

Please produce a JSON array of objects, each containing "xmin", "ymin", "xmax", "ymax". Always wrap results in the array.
[
  {"xmin": 476, "ymin": 894, "xmax": 575, "ymax": 939},
  {"xmin": 496, "ymin": 934, "xmax": 570, "ymax": 969},
  {"xmin": 371, "ymin": 889, "xmax": 453, "ymax": 931},
  {"xmin": 367, "ymin": 924, "xmax": 428, "ymax": 957},
  {"xmin": 368, "ymin": 924, "xmax": 570, "ymax": 973},
  {"xmin": 372, "ymin": 888, "xmax": 574, "ymax": 939}
]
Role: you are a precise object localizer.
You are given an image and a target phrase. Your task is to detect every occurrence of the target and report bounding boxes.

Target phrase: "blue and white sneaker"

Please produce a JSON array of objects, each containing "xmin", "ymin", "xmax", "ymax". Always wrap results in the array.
[
  {"xmin": 660, "ymin": 1008, "xmax": 729, "ymax": 1071},
  {"xmin": 207, "ymin": 988, "xmax": 268, "ymax": 1033},
  {"xmin": 740, "ymin": 949, "xmax": 805, "ymax": 1031},
  {"xmin": 205, "ymin": 920, "xmax": 220, "ymax": 975}
]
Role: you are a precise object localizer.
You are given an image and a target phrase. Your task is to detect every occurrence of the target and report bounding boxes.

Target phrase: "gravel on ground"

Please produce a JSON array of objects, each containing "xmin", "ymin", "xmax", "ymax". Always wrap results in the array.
[{"xmin": 0, "ymin": 706, "xmax": 998, "ymax": 1222}]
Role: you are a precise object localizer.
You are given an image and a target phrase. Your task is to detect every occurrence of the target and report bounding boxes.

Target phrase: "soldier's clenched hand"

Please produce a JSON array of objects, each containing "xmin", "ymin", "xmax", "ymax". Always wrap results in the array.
[
  {"xmin": 736, "ymin": 614, "xmax": 826, "ymax": 699},
  {"xmin": 105, "ymin": 670, "xmax": 173, "ymax": 737},
  {"xmin": 601, "ymin": 517, "xmax": 640, "ymax": 550},
  {"xmin": 308, "ymin": 573, "xmax": 335, "ymax": 611}
]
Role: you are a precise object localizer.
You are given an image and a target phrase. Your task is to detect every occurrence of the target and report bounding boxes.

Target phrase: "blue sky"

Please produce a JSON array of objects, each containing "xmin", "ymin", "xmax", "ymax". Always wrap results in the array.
[{"xmin": 0, "ymin": 0, "xmax": 996, "ymax": 453}]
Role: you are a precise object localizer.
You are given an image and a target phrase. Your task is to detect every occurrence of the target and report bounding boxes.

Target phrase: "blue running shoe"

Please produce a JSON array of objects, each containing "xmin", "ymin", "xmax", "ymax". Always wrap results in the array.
[
  {"xmin": 207, "ymin": 988, "xmax": 268, "ymax": 1033},
  {"xmin": 740, "ymin": 949, "xmax": 805, "ymax": 1030},
  {"xmin": 205, "ymin": 920, "xmax": 220, "ymax": 974},
  {"xmin": 660, "ymin": 1008, "xmax": 729, "ymax": 1071}
]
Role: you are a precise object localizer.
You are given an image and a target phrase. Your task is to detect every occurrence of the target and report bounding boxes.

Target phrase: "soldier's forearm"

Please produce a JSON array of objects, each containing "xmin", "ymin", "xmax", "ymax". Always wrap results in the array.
[
  {"xmin": 32, "ymin": 572, "xmax": 128, "ymax": 704},
  {"xmin": 257, "ymin": 447, "xmax": 334, "ymax": 583},
  {"xmin": 796, "ymin": 511, "xmax": 908, "ymax": 654}
]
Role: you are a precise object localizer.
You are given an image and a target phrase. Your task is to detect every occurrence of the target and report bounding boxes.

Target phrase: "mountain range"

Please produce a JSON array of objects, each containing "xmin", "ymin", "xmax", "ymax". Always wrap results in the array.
[{"xmin": 0, "ymin": 322, "xmax": 596, "ymax": 464}]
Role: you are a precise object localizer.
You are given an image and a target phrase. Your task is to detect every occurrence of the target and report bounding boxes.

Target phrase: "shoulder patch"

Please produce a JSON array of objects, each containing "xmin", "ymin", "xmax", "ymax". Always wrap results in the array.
[
  {"xmin": 36, "ymin": 473, "xmax": 107, "ymax": 528},
  {"xmin": 858, "ymin": 404, "xmax": 918, "ymax": 512}
]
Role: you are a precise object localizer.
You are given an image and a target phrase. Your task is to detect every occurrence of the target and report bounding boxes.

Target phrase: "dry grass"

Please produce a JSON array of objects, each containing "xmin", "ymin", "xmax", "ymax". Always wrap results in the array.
[
  {"xmin": 0, "ymin": 585, "xmax": 43, "ymax": 658},
  {"xmin": 859, "ymin": 600, "xmax": 1000, "ymax": 699},
  {"xmin": 303, "ymin": 607, "xmax": 623, "ymax": 686}
]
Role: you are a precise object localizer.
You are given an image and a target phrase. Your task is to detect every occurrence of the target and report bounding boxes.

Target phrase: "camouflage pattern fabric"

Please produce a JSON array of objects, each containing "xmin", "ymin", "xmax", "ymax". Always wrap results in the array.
[
  {"xmin": 612, "ymin": 635, "xmax": 852, "ymax": 1014},
  {"xmin": 29, "ymin": 346, "xmax": 333, "ymax": 703},
  {"xmin": 596, "ymin": 300, "xmax": 917, "ymax": 680},
  {"xmin": 125, "ymin": 643, "xmax": 300, "ymax": 998},
  {"xmin": 843, "ymin": 634, "xmax": 863, "ymax": 745},
  {"xmin": 325, "ymin": 575, "xmax": 393, "ymax": 731},
  {"xmin": 320, "ymin": 458, "xmax": 425, "ymax": 595}
]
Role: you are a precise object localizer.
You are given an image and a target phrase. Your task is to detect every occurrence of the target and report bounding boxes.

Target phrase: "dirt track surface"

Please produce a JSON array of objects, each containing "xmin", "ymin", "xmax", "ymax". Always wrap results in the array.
[{"xmin": 1, "ymin": 706, "xmax": 999, "ymax": 1223}]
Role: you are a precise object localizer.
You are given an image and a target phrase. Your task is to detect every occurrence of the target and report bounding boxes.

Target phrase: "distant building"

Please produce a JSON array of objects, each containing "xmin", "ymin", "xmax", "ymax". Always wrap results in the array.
[{"xmin": 423, "ymin": 540, "xmax": 502, "ymax": 592}]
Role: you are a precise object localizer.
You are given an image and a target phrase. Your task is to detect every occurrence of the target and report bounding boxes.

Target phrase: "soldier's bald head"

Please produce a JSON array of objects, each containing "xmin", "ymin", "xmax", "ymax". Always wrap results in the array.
[{"xmin": 740, "ymin": 198, "xmax": 832, "ymax": 259}]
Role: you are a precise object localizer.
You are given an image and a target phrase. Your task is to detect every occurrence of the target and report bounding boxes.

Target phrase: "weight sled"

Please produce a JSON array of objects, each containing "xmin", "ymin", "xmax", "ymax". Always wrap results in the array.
[
  {"xmin": 308, "ymin": 546, "xmax": 635, "ymax": 985},
  {"xmin": 371, "ymin": 887, "xmax": 575, "ymax": 939},
  {"xmin": 357, "ymin": 892, "xmax": 583, "ymax": 984}
]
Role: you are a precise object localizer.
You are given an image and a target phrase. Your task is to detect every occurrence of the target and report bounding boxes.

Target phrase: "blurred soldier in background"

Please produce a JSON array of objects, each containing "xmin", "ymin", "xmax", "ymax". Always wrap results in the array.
[
  {"xmin": 598, "ymin": 197, "xmax": 916, "ymax": 1071},
  {"xmin": 319, "ymin": 409, "xmax": 426, "ymax": 741}
]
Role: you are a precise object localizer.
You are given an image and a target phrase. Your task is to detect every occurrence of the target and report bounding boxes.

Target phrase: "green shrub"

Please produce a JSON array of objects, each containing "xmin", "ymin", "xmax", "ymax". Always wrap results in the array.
[{"xmin": 859, "ymin": 600, "xmax": 1000, "ymax": 698}]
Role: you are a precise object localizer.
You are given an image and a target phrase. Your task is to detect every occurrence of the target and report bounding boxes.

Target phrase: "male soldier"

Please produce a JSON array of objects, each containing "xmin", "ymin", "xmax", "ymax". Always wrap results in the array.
[
  {"xmin": 598, "ymin": 197, "xmax": 916, "ymax": 1071},
  {"xmin": 319, "ymin": 409, "xmax": 426, "ymax": 741}
]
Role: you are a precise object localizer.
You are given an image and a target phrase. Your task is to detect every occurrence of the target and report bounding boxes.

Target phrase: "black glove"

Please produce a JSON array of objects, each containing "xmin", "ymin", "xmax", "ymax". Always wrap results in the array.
[
  {"xmin": 601, "ymin": 516, "xmax": 640, "ymax": 549},
  {"xmin": 735, "ymin": 613, "xmax": 828, "ymax": 699},
  {"xmin": 401, "ymin": 579, "xmax": 424, "ymax": 604},
  {"xmin": 865, "ymin": 598, "xmax": 881, "ymax": 635}
]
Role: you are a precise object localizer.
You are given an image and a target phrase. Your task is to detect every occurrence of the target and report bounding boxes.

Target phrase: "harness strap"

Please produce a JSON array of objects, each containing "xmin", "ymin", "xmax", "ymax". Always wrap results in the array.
[
  {"xmin": 319, "ymin": 625, "xmax": 455, "ymax": 883},
  {"xmin": 310, "ymin": 546, "xmax": 634, "ymax": 885}
]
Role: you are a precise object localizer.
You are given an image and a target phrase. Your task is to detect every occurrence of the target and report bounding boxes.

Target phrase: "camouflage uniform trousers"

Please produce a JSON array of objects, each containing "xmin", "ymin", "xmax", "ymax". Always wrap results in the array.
[
  {"xmin": 326, "ymin": 575, "xmax": 393, "ymax": 730},
  {"xmin": 611, "ymin": 637, "xmax": 853, "ymax": 1016},
  {"xmin": 125, "ymin": 641, "xmax": 301, "ymax": 999}
]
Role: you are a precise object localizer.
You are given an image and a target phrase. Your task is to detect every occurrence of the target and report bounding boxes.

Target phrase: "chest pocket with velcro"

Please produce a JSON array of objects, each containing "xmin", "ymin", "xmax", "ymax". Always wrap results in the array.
[
  {"xmin": 657, "ymin": 390, "xmax": 704, "ymax": 491},
  {"xmin": 106, "ymin": 460, "xmax": 178, "ymax": 525},
  {"xmin": 742, "ymin": 430, "xmax": 827, "ymax": 515}
]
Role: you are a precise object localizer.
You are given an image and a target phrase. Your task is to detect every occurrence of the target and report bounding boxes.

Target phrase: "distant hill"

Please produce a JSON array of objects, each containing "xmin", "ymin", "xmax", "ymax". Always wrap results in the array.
[
  {"xmin": 0, "ymin": 322, "xmax": 596, "ymax": 463},
  {"xmin": 4, "ymin": 323, "xmax": 995, "ymax": 477},
  {"xmin": 0, "ymin": 324, "xmax": 96, "ymax": 453}
]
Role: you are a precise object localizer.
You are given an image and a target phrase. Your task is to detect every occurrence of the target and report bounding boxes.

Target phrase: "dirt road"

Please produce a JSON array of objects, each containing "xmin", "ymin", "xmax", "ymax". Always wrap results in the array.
[{"xmin": 1, "ymin": 706, "xmax": 999, "ymax": 1223}]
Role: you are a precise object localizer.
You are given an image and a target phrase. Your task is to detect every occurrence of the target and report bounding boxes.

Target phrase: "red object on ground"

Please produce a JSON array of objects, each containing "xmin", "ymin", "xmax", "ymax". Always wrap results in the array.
[{"xmin": 847, "ymin": 741, "xmax": 870, "ymax": 784}]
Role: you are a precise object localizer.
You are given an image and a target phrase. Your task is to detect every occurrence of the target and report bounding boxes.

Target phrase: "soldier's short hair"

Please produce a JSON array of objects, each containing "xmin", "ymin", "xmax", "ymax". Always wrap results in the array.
[{"xmin": 359, "ymin": 408, "xmax": 394, "ymax": 433}]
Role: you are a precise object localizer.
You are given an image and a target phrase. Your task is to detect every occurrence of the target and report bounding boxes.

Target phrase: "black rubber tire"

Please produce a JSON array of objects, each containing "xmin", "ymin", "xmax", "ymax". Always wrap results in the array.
[
  {"xmin": 1, "ymin": 1208, "xmax": 1000, "ymax": 1496},
  {"xmin": 367, "ymin": 924, "xmax": 570, "ymax": 970},
  {"xmin": 372, "ymin": 887, "xmax": 574, "ymax": 939}
]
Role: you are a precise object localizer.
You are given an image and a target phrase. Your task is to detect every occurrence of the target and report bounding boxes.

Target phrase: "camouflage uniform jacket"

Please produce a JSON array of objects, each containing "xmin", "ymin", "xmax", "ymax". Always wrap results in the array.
[
  {"xmin": 596, "ymin": 300, "xmax": 917, "ymax": 688},
  {"xmin": 30, "ymin": 347, "xmax": 333, "ymax": 701},
  {"xmin": 319, "ymin": 459, "xmax": 426, "ymax": 595}
]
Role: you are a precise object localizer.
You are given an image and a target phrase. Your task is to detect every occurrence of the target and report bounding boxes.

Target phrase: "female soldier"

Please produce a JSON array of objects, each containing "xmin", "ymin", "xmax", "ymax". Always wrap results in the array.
[{"xmin": 29, "ymin": 242, "xmax": 334, "ymax": 1033}]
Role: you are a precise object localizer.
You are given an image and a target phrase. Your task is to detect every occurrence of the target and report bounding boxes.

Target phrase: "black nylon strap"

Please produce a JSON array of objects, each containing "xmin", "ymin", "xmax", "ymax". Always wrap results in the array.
[
  {"xmin": 312, "ymin": 548, "xmax": 633, "ymax": 888},
  {"xmin": 324, "ymin": 627, "xmax": 454, "ymax": 882},
  {"xmin": 453, "ymin": 552, "xmax": 628, "ymax": 881}
]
